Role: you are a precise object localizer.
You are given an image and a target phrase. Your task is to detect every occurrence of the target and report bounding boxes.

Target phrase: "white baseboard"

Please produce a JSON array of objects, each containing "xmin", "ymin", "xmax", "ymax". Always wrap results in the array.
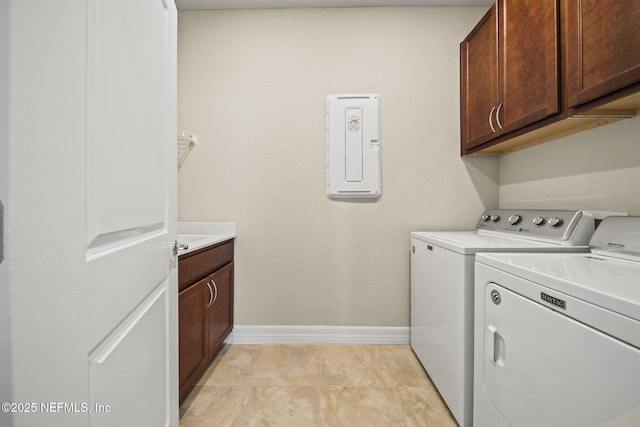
[{"xmin": 224, "ymin": 325, "xmax": 410, "ymax": 345}]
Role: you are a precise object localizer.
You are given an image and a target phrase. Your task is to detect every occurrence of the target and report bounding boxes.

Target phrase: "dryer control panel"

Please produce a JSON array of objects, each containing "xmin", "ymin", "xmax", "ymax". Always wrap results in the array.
[{"xmin": 590, "ymin": 216, "xmax": 640, "ymax": 260}]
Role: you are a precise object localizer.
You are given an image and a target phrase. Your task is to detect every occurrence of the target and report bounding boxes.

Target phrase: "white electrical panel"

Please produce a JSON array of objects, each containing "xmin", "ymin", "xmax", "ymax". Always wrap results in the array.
[{"xmin": 326, "ymin": 94, "xmax": 381, "ymax": 199}]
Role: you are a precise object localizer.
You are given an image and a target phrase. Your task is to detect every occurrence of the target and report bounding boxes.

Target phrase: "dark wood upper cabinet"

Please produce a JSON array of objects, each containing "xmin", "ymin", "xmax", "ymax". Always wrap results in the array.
[
  {"xmin": 461, "ymin": 0, "xmax": 640, "ymax": 156},
  {"xmin": 461, "ymin": 0, "xmax": 559, "ymax": 152},
  {"xmin": 565, "ymin": 0, "xmax": 640, "ymax": 108},
  {"xmin": 460, "ymin": 4, "xmax": 499, "ymax": 150},
  {"xmin": 500, "ymin": 0, "xmax": 559, "ymax": 132}
]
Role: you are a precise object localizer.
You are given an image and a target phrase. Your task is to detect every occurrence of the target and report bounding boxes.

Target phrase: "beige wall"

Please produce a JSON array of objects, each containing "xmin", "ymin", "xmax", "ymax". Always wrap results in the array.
[
  {"xmin": 499, "ymin": 116, "xmax": 640, "ymax": 215},
  {"xmin": 177, "ymin": 7, "xmax": 497, "ymax": 327}
]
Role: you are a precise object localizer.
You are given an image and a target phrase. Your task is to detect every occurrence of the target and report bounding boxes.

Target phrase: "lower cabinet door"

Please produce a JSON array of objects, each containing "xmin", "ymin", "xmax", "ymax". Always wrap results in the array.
[
  {"xmin": 207, "ymin": 262, "xmax": 234, "ymax": 358},
  {"xmin": 178, "ymin": 276, "xmax": 209, "ymax": 400}
]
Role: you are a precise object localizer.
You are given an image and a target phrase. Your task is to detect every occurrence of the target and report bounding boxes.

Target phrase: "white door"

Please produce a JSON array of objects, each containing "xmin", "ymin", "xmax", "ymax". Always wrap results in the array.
[{"xmin": 8, "ymin": 1, "xmax": 178, "ymax": 426}]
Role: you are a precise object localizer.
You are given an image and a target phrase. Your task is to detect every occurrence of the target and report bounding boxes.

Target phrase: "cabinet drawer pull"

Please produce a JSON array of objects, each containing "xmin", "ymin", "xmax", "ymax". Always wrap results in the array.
[
  {"xmin": 211, "ymin": 280, "xmax": 218, "ymax": 305},
  {"xmin": 496, "ymin": 102, "xmax": 503, "ymax": 129},
  {"xmin": 489, "ymin": 106, "xmax": 496, "ymax": 132},
  {"xmin": 206, "ymin": 282, "xmax": 214, "ymax": 308}
]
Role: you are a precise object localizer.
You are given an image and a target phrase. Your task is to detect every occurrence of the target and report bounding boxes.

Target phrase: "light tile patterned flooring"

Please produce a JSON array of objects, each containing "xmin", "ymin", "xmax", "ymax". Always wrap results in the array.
[{"xmin": 179, "ymin": 344, "xmax": 457, "ymax": 427}]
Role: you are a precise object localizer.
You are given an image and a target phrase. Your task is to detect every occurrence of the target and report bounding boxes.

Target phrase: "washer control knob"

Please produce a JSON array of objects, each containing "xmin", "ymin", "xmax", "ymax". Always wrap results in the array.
[
  {"xmin": 508, "ymin": 214, "xmax": 521, "ymax": 225},
  {"xmin": 532, "ymin": 217, "xmax": 545, "ymax": 226},
  {"xmin": 481, "ymin": 214, "xmax": 490, "ymax": 222},
  {"xmin": 490, "ymin": 215, "xmax": 500, "ymax": 222},
  {"xmin": 548, "ymin": 217, "xmax": 563, "ymax": 227}
]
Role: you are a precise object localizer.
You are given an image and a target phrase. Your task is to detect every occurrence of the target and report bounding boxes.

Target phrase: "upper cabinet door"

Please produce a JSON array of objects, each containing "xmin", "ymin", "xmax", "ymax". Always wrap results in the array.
[
  {"xmin": 499, "ymin": 0, "xmax": 559, "ymax": 133},
  {"xmin": 565, "ymin": 0, "xmax": 640, "ymax": 108},
  {"xmin": 461, "ymin": 1, "xmax": 559, "ymax": 153},
  {"xmin": 461, "ymin": 4, "xmax": 499, "ymax": 151}
]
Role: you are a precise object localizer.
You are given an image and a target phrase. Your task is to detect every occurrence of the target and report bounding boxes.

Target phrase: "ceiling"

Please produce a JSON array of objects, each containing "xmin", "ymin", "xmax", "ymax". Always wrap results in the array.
[{"xmin": 176, "ymin": 0, "xmax": 493, "ymax": 10}]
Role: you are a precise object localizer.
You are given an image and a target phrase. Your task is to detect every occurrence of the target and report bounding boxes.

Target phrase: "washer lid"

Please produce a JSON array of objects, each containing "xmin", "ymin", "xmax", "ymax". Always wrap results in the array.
[
  {"xmin": 476, "ymin": 252, "xmax": 640, "ymax": 322},
  {"xmin": 410, "ymin": 231, "xmax": 587, "ymax": 255}
]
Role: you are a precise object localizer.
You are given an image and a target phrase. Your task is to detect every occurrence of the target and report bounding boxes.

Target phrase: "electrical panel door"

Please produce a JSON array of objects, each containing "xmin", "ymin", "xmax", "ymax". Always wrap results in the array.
[{"xmin": 326, "ymin": 94, "xmax": 381, "ymax": 199}]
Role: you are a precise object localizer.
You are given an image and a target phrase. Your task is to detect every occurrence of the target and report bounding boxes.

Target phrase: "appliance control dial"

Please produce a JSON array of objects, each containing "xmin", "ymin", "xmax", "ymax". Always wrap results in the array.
[
  {"xmin": 508, "ymin": 214, "xmax": 521, "ymax": 225},
  {"xmin": 532, "ymin": 217, "xmax": 545, "ymax": 226},
  {"xmin": 481, "ymin": 214, "xmax": 490, "ymax": 222},
  {"xmin": 490, "ymin": 215, "xmax": 500, "ymax": 222},
  {"xmin": 548, "ymin": 217, "xmax": 563, "ymax": 227}
]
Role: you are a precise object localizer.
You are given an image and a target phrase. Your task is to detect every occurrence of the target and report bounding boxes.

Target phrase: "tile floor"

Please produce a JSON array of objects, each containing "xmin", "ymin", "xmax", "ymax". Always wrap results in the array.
[{"xmin": 179, "ymin": 344, "xmax": 457, "ymax": 427}]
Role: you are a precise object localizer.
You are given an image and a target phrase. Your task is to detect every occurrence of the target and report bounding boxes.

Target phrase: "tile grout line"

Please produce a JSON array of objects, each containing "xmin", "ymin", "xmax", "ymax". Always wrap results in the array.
[
  {"xmin": 391, "ymin": 385, "xmax": 410, "ymax": 427},
  {"xmin": 229, "ymin": 344, "xmax": 265, "ymax": 427},
  {"xmin": 317, "ymin": 345, "xmax": 323, "ymax": 427},
  {"xmin": 377, "ymin": 346, "xmax": 408, "ymax": 427}
]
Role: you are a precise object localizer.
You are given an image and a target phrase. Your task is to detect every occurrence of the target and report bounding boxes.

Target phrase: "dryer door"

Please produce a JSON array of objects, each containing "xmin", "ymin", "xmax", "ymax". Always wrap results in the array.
[{"xmin": 481, "ymin": 282, "xmax": 640, "ymax": 427}]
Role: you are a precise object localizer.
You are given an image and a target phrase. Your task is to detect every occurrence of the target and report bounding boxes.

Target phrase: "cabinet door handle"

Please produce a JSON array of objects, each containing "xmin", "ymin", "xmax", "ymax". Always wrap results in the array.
[
  {"xmin": 489, "ymin": 106, "xmax": 496, "ymax": 132},
  {"xmin": 211, "ymin": 280, "xmax": 218, "ymax": 305},
  {"xmin": 206, "ymin": 282, "xmax": 214, "ymax": 308},
  {"xmin": 495, "ymin": 102, "xmax": 503, "ymax": 129}
]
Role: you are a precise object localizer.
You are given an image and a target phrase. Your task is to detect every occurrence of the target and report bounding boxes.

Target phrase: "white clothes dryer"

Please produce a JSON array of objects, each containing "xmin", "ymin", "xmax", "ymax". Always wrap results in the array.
[
  {"xmin": 474, "ymin": 216, "xmax": 640, "ymax": 427},
  {"xmin": 410, "ymin": 209, "xmax": 624, "ymax": 427}
]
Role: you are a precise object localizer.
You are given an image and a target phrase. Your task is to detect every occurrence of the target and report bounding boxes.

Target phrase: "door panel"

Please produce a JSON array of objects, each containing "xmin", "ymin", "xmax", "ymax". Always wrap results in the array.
[
  {"xmin": 461, "ymin": 4, "xmax": 499, "ymax": 150},
  {"xmin": 566, "ymin": 0, "xmax": 640, "ymax": 107},
  {"xmin": 500, "ymin": 0, "xmax": 559, "ymax": 132},
  {"xmin": 89, "ymin": 283, "xmax": 170, "ymax": 427},
  {"xmin": 179, "ymin": 278, "xmax": 208, "ymax": 390},
  {"xmin": 86, "ymin": 0, "xmax": 169, "ymax": 250},
  {"xmin": 208, "ymin": 262, "xmax": 234, "ymax": 357}
]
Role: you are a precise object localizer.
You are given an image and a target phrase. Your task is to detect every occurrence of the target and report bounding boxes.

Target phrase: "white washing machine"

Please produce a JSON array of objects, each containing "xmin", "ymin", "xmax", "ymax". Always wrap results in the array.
[
  {"xmin": 474, "ymin": 216, "xmax": 640, "ymax": 427},
  {"xmin": 410, "ymin": 209, "xmax": 624, "ymax": 427}
]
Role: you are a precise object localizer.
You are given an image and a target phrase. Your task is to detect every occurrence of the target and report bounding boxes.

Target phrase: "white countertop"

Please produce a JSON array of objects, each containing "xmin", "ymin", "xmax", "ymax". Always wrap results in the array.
[{"xmin": 177, "ymin": 222, "xmax": 236, "ymax": 255}]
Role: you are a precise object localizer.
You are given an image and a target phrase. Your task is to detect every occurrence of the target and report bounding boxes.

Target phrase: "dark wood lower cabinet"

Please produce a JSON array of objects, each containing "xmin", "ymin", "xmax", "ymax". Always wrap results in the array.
[
  {"xmin": 207, "ymin": 262, "xmax": 234, "ymax": 359},
  {"xmin": 178, "ymin": 277, "xmax": 208, "ymax": 394},
  {"xmin": 178, "ymin": 240, "xmax": 234, "ymax": 403}
]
